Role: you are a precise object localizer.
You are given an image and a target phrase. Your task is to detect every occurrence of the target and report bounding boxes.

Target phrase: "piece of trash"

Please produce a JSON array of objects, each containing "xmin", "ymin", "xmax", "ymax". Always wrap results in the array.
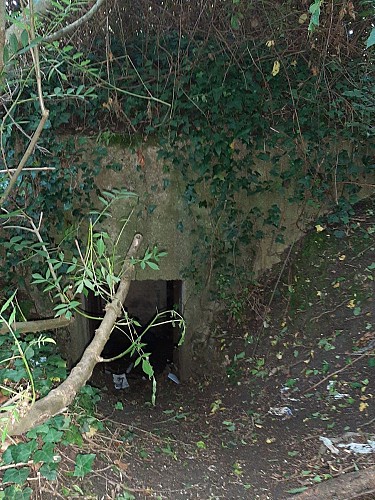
[
  {"xmin": 126, "ymin": 362, "xmax": 134, "ymax": 374},
  {"xmin": 167, "ymin": 373, "xmax": 180, "ymax": 384},
  {"xmin": 112, "ymin": 373, "xmax": 129, "ymax": 390},
  {"xmin": 320, "ymin": 432, "xmax": 375, "ymax": 455},
  {"xmin": 319, "ymin": 436, "xmax": 340, "ymax": 454},
  {"xmin": 280, "ymin": 386, "xmax": 299, "ymax": 402},
  {"xmin": 326, "ymin": 381, "xmax": 350, "ymax": 400},
  {"xmin": 268, "ymin": 406, "xmax": 293, "ymax": 418},
  {"xmin": 337, "ymin": 441, "xmax": 375, "ymax": 454}
]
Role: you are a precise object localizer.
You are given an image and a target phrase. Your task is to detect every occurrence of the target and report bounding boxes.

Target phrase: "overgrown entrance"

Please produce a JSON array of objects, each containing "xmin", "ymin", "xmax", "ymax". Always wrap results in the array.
[{"xmin": 85, "ymin": 280, "xmax": 183, "ymax": 382}]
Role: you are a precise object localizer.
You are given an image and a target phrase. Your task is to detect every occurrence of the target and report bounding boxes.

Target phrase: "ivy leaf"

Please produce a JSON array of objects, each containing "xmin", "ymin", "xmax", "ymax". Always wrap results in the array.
[
  {"xmin": 1, "ymin": 485, "xmax": 33, "ymax": 499},
  {"xmin": 43, "ymin": 428, "xmax": 63, "ymax": 443},
  {"xmin": 73, "ymin": 453, "xmax": 96, "ymax": 477},
  {"xmin": 40, "ymin": 463, "xmax": 59, "ymax": 480},
  {"xmin": 2, "ymin": 467, "xmax": 30, "ymax": 485},
  {"xmin": 2, "ymin": 441, "xmax": 37, "ymax": 465},
  {"xmin": 33, "ymin": 443, "xmax": 56, "ymax": 464}
]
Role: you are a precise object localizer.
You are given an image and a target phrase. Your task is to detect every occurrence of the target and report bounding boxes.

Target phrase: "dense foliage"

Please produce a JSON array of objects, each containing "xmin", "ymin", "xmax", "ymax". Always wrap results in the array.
[{"xmin": 1, "ymin": 2, "xmax": 374, "ymax": 292}]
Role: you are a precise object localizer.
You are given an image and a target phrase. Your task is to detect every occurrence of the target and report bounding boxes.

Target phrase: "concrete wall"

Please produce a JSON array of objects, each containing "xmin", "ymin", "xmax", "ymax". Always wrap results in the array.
[{"xmin": 65, "ymin": 140, "xmax": 372, "ymax": 380}]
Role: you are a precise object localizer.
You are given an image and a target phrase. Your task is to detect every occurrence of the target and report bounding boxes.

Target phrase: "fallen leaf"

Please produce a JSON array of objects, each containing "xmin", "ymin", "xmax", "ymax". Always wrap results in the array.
[
  {"xmin": 347, "ymin": 299, "xmax": 356, "ymax": 309},
  {"xmin": 359, "ymin": 402, "xmax": 368, "ymax": 412},
  {"xmin": 266, "ymin": 40, "xmax": 275, "ymax": 47},
  {"xmin": 114, "ymin": 460, "xmax": 129, "ymax": 472},
  {"xmin": 136, "ymin": 149, "xmax": 145, "ymax": 168},
  {"xmin": 84, "ymin": 426, "xmax": 98, "ymax": 439},
  {"xmin": 315, "ymin": 224, "xmax": 325, "ymax": 232},
  {"xmin": 272, "ymin": 60, "xmax": 280, "ymax": 76},
  {"xmin": 339, "ymin": 254, "xmax": 346, "ymax": 261}
]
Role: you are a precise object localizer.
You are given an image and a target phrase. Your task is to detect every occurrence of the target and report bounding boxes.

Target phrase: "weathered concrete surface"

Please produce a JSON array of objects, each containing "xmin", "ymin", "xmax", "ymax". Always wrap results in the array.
[{"xmin": 68, "ymin": 140, "xmax": 373, "ymax": 380}]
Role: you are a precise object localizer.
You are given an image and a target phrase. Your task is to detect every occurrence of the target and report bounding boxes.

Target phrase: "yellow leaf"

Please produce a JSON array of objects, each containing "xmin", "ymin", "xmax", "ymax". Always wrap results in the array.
[
  {"xmin": 333, "ymin": 282, "xmax": 340, "ymax": 288},
  {"xmin": 315, "ymin": 224, "xmax": 325, "ymax": 232},
  {"xmin": 339, "ymin": 254, "xmax": 346, "ymax": 261},
  {"xmin": 266, "ymin": 437, "xmax": 276, "ymax": 444},
  {"xmin": 84, "ymin": 426, "xmax": 98, "ymax": 438},
  {"xmin": 272, "ymin": 60, "xmax": 280, "ymax": 77},
  {"xmin": 299, "ymin": 13, "xmax": 308, "ymax": 24},
  {"xmin": 359, "ymin": 402, "xmax": 368, "ymax": 412},
  {"xmin": 317, "ymin": 291, "xmax": 322, "ymax": 297},
  {"xmin": 347, "ymin": 299, "xmax": 356, "ymax": 309},
  {"xmin": 230, "ymin": 141, "xmax": 235, "ymax": 150},
  {"xmin": 266, "ymin": 40, "xmax": 275, "ymax": 48},
  {"xmin": 291, "ymin": 60, "xmax": 297, "ymax": 67}
]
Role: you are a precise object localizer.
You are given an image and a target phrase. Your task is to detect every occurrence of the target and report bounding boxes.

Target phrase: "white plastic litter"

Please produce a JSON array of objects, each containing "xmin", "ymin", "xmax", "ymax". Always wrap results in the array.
[
  {"xmin": 319, "ymin": 436, "xmax": 340, "ymax": 454},
  {"xmin": 337, "ymin": 441, "xmax": 375, "ymax": 454},
  {"xmin": 167, "ymin": 373, "xmax": 180, "ymax": 384},
  {"xmin": 112, "ymin": 373, "xmax": 129, "ymax": 390},
  {"xmin": 268, "ymin": 406, "xmax": 293, "ymax": 418},
  {"xmin": 320, "ymin": 433, "xmax": 375, "ymax": 455},
  {"xmin": 326, "ymin": 381, "xmax": 350, "ymax": 400}
]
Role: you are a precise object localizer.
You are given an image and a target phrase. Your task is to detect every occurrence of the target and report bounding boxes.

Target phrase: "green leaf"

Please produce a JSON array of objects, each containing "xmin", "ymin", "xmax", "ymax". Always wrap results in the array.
[
  {"xmin": 286, "ymin": 486, "xmax": 308, "ymax": 494},
  {"xmin": 0, "ymin": 291, "xmax": 17, "ymax": 315},
  {"xmin": 2, "ymin": 441, "xmax": 37, "ymax": 465},
  {"xmin": 96, "ymin": 237, "xmax": 105, "ymax": 257},
  {"xmin": 142, "ymin": 358, "xmax": 154, "ymax": 378},
  {"xmin": 366, "ymin": 27, "xmax": 375, "ymax": 48},
  {"xmin": 73, "ymin": 453, "xmax": 96, "ymax": 477},
  {"xmin": 62, "ymin": 426, "xmax": 83, "ymax": 446},
  {"xmin": 33, "ymin": 443, "xmax": 56, "ymax": 464},
  {"xmin": 146, "ymin": 261, "xmax": 159, "ymax": 270},
  {"xmin": 2, "ymin": 467, "xmax": 30, "ymax": 485},
  {"xmin": 42, "ymin": 428, "xmax": 63, "ymax": 443},
  {"xmin": 39, "ymin": 463, "xmax": 58, "ymax": 480},
  {"xmin": 0, "ymin": 486, "xmax": 33, "ymax": 499}
]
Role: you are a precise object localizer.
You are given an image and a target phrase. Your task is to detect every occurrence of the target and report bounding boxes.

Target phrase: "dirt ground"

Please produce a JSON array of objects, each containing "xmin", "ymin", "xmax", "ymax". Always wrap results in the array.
[{"xmin": 41, "ymin": 197, "xmax": 375, "ymax": 499}]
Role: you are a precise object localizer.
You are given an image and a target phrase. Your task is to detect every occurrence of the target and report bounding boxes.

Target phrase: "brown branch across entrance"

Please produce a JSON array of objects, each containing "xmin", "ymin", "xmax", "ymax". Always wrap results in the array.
[{"xmin": 3, "ymin": 233, "xmax": 143, "ymax": 436}]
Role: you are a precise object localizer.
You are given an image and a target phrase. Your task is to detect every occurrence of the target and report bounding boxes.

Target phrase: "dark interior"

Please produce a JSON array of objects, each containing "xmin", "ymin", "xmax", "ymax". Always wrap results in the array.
[{"xmin": 86, "ymin": 280, "xmax": 182, "ymax": 377}]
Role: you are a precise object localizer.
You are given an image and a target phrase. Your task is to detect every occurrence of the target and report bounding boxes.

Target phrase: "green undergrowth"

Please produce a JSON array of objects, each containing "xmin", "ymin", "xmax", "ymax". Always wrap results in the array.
[
  {"xmin": 221, "ymin": 196, "xmax": 374, "ymax": 382},
  {"xmin": 0, "ymin": 386, "xmax": 101, "ymax": 498}
]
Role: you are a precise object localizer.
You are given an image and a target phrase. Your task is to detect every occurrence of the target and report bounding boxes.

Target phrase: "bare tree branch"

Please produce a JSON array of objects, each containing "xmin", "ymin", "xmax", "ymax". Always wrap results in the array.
[
  {"xmin": 5, "ymin": 0, "xmax": 107, "ymax": 44},
  {"xmin": 44, "ymin": 0, "xmax": 106, "ymax": 43},
  {"xmin": 0, "ymin": 0, "xmax": 5, "ymax": 74},
  {"xmin": 3, "ymin": 233, "xmax": 143, "ymax": 436},
  {"xmin": 0, "ymin": 1, "xmax": 49, "ymax": 206},
  {"xmin": 0, "ymin": 316, "xmax": 73, "ymax": 335}
]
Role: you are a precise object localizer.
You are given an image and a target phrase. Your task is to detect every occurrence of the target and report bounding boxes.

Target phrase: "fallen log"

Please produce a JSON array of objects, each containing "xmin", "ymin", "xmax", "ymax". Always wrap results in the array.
[{"xmin": 293, "ymin": 465, "xmax": 375, "ymax": 500}]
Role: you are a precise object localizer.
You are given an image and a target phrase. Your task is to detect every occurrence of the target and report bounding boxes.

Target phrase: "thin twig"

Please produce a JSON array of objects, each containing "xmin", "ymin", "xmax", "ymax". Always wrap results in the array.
[
  {"xmin": 0, "ymin": 167, "xmax": 54, "ymax": 173},
  {"xmin": 302, "ymin": 352, "xmax": 368, "ymax": 394},
  {"xmin": 311, "ymin": 298, "xmax": 349, "ymax": 322}
]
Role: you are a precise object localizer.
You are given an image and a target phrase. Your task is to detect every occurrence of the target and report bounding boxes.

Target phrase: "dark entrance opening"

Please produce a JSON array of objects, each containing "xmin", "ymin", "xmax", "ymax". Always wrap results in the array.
[{"xmin": 87, "ymin": 280, "xmax": 183, "ymax": 382}]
